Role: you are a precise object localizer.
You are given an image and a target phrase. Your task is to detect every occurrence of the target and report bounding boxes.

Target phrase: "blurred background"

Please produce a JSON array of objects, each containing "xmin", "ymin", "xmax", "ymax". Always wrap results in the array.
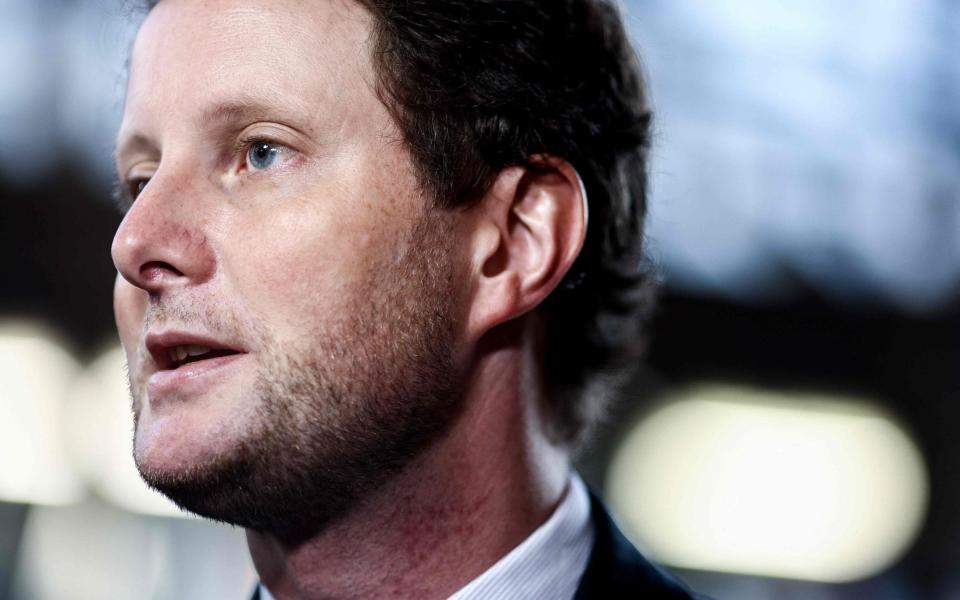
[{"xmin": 0, "ymin": 0, "xmax": 956, "ymax": 598}]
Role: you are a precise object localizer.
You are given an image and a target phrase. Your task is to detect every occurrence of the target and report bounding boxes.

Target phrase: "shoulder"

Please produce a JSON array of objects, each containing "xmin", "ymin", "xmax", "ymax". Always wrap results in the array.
[{"xmin": 575, "ymin": 490, "xmax": 711, "ymax": 600}]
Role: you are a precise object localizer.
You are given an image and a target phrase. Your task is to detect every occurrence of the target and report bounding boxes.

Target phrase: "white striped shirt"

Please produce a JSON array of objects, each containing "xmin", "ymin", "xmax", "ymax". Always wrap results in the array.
[{"xmin": 260, "ymin": 474, "xmax": 594, "ymax": 600}]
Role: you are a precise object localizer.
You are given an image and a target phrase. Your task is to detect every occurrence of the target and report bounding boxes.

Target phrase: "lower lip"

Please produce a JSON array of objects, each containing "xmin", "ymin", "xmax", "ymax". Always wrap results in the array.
[{"xmin": 147, "ymin": 353, "xmax": 246, "ymax": 401}]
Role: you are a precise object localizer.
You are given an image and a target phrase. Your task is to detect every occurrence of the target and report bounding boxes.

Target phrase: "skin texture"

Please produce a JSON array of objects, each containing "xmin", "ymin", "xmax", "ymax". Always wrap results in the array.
[{"xmin": 112, "ymin": 0, "xmax": 588, "ymax": 597}]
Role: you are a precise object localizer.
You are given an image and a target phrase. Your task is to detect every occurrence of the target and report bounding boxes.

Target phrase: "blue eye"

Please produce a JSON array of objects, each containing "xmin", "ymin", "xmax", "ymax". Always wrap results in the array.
[{"xmin": 247, "ymin": 142, "xmax": 281, "ymax": 171}]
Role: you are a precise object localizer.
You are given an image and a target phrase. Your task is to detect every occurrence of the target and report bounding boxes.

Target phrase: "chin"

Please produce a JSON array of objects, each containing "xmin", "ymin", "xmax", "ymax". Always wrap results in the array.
[
  {"xmin": 132, "ymin": 407, "xmax": 267, "ymax": 529},
  {"xmin": 133, "ymin": 393, "xmax": 253, "ymax": 481}
]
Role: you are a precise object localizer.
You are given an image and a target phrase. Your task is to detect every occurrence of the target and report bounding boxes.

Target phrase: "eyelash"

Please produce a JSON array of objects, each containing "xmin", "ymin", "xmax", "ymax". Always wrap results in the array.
[{"xmin": 119, "ymin": 137, "xmax": 294, "ymax": 209}]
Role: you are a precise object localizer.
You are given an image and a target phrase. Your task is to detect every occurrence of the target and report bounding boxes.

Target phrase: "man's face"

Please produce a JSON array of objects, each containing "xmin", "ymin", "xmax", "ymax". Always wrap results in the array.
[{"xmin": 112, "ymin": 0, "xmax": 466, "ymax": 536}]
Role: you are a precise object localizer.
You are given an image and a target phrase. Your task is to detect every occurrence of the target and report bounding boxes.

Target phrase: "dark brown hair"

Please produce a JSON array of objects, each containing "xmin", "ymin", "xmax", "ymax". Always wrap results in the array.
[{"xmin": 141, "ymin": 0, "xmax": 655, "ymax": 446}]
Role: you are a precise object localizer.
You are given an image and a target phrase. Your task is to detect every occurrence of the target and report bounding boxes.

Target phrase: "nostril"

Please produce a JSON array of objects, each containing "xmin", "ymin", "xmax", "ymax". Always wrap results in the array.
[{"xmin": 140, "ymin": 260, "xmax": 184, "ymax": 282}]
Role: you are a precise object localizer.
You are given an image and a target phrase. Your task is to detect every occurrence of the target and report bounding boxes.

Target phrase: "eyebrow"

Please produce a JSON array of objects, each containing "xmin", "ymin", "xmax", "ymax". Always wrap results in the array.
[
  {"xmin": 200, "ymin": 98, "xmax": 281, "ymax": 127},
  {"xmin": 116, "ymin": 94, "xmax": 311, "ymax": 159},
  {"xmin": 200, "ymin": 89, "xmax": 316, "ymax": 130}
]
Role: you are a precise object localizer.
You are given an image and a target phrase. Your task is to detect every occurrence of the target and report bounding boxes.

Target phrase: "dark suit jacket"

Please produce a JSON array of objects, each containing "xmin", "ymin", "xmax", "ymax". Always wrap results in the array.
[
  {"xmin": 251, "ymin": 492, "xmax": 707, "ymax": 599},
  {"xmin": 574, "ymin": 490, "xmax": 706, "ymax": 598}
]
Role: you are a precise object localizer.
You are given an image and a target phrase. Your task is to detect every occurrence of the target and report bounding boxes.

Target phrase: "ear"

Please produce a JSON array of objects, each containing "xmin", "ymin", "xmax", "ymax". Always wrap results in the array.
[{"xmin": 464, "ymin": 155, "xmax": 588, "ymax": 342}]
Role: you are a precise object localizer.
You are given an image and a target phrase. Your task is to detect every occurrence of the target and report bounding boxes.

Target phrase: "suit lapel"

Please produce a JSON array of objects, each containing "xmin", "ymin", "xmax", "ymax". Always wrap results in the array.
[{"xmin": 574, "ymin": 490, "xmax": 704, "ymax": 599}]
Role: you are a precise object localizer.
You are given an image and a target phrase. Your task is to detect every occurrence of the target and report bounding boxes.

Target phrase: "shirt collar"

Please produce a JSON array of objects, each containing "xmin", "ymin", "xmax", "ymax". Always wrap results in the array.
[{"xmin": 447, "ymin": 473, "xmax": 594, "ymax": 600}]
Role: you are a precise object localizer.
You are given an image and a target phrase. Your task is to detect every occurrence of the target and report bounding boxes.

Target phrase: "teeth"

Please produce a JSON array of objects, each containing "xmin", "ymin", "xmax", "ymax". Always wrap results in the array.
[{"xmin": 166, "ymin": 344, "xmax": 213, "ymax": 365}]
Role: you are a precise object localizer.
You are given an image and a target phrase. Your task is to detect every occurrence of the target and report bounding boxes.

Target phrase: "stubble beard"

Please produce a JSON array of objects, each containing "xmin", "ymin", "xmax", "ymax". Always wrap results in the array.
[{"xmin": 135, "ymin": 215, "xmax": 464, "ymax": 544}]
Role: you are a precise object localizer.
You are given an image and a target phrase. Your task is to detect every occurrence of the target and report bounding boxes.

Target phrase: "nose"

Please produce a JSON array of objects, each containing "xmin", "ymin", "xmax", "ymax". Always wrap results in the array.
[{"xmin": 111, "ymin": 169, "xmax": 216, "ymax": 296}]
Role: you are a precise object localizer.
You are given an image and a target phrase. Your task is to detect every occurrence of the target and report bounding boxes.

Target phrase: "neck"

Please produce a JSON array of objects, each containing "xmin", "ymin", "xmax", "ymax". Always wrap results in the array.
[{"xmin": 247, "ymin": 335, "xmax": 570, "ymax": 600}]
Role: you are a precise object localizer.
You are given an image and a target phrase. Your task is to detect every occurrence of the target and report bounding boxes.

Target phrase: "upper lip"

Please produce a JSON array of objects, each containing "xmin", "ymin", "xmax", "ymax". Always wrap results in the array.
[{"xmin": 145, "ymin": 330, "xmax": 246, "ymax": 371}]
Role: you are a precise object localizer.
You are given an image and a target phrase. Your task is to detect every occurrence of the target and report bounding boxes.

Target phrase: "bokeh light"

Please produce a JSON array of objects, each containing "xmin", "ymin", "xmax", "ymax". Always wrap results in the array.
[
  {"xmin": 607, "ymin": 384, "xmax": 929, "ymax": 582},
  {"xmin": 0, "ymin": 321, "xmax": 85, "ymax": 506}
]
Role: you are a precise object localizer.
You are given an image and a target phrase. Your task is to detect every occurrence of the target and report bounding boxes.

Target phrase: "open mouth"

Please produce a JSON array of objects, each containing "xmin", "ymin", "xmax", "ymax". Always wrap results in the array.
[
  {"xmin": 144, "ymin": 331, "xmax": 247, "ymax": 398},
  {"xmin": 166, "ymin": 345, "xmax": 241, "ymax": 369},
  {"xmin": 146, "ymin": 332, "xmax": 245, "ymax": 372}
]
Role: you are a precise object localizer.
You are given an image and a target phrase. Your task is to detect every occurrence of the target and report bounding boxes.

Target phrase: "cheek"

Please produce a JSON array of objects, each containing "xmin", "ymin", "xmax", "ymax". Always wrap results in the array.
[
  {"xmin": 219, "ymin": 139, "xmax": 421, "ymax": 332},
  {"xmin": 223, "ymin": 204, "xmax": 383, "ymax": 331}
]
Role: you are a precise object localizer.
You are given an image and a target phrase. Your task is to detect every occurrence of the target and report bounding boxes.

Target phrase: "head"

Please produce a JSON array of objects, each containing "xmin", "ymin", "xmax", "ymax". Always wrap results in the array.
[{"xmin": 112, "ymin": 0, "xmax": 652, "ymax": 539}]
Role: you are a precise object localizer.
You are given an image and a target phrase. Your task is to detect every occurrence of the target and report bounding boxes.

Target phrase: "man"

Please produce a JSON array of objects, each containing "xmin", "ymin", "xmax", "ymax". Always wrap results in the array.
[{"xmin": 112, "ymin": 0, "xmax": 703, "ymax": 598}]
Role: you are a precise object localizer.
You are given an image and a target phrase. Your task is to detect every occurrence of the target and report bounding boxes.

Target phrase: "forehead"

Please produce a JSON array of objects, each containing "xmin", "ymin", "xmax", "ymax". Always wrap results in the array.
[{"xmin": 123, "ymin": 0, "xmax": 375, "ymax": 136}]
